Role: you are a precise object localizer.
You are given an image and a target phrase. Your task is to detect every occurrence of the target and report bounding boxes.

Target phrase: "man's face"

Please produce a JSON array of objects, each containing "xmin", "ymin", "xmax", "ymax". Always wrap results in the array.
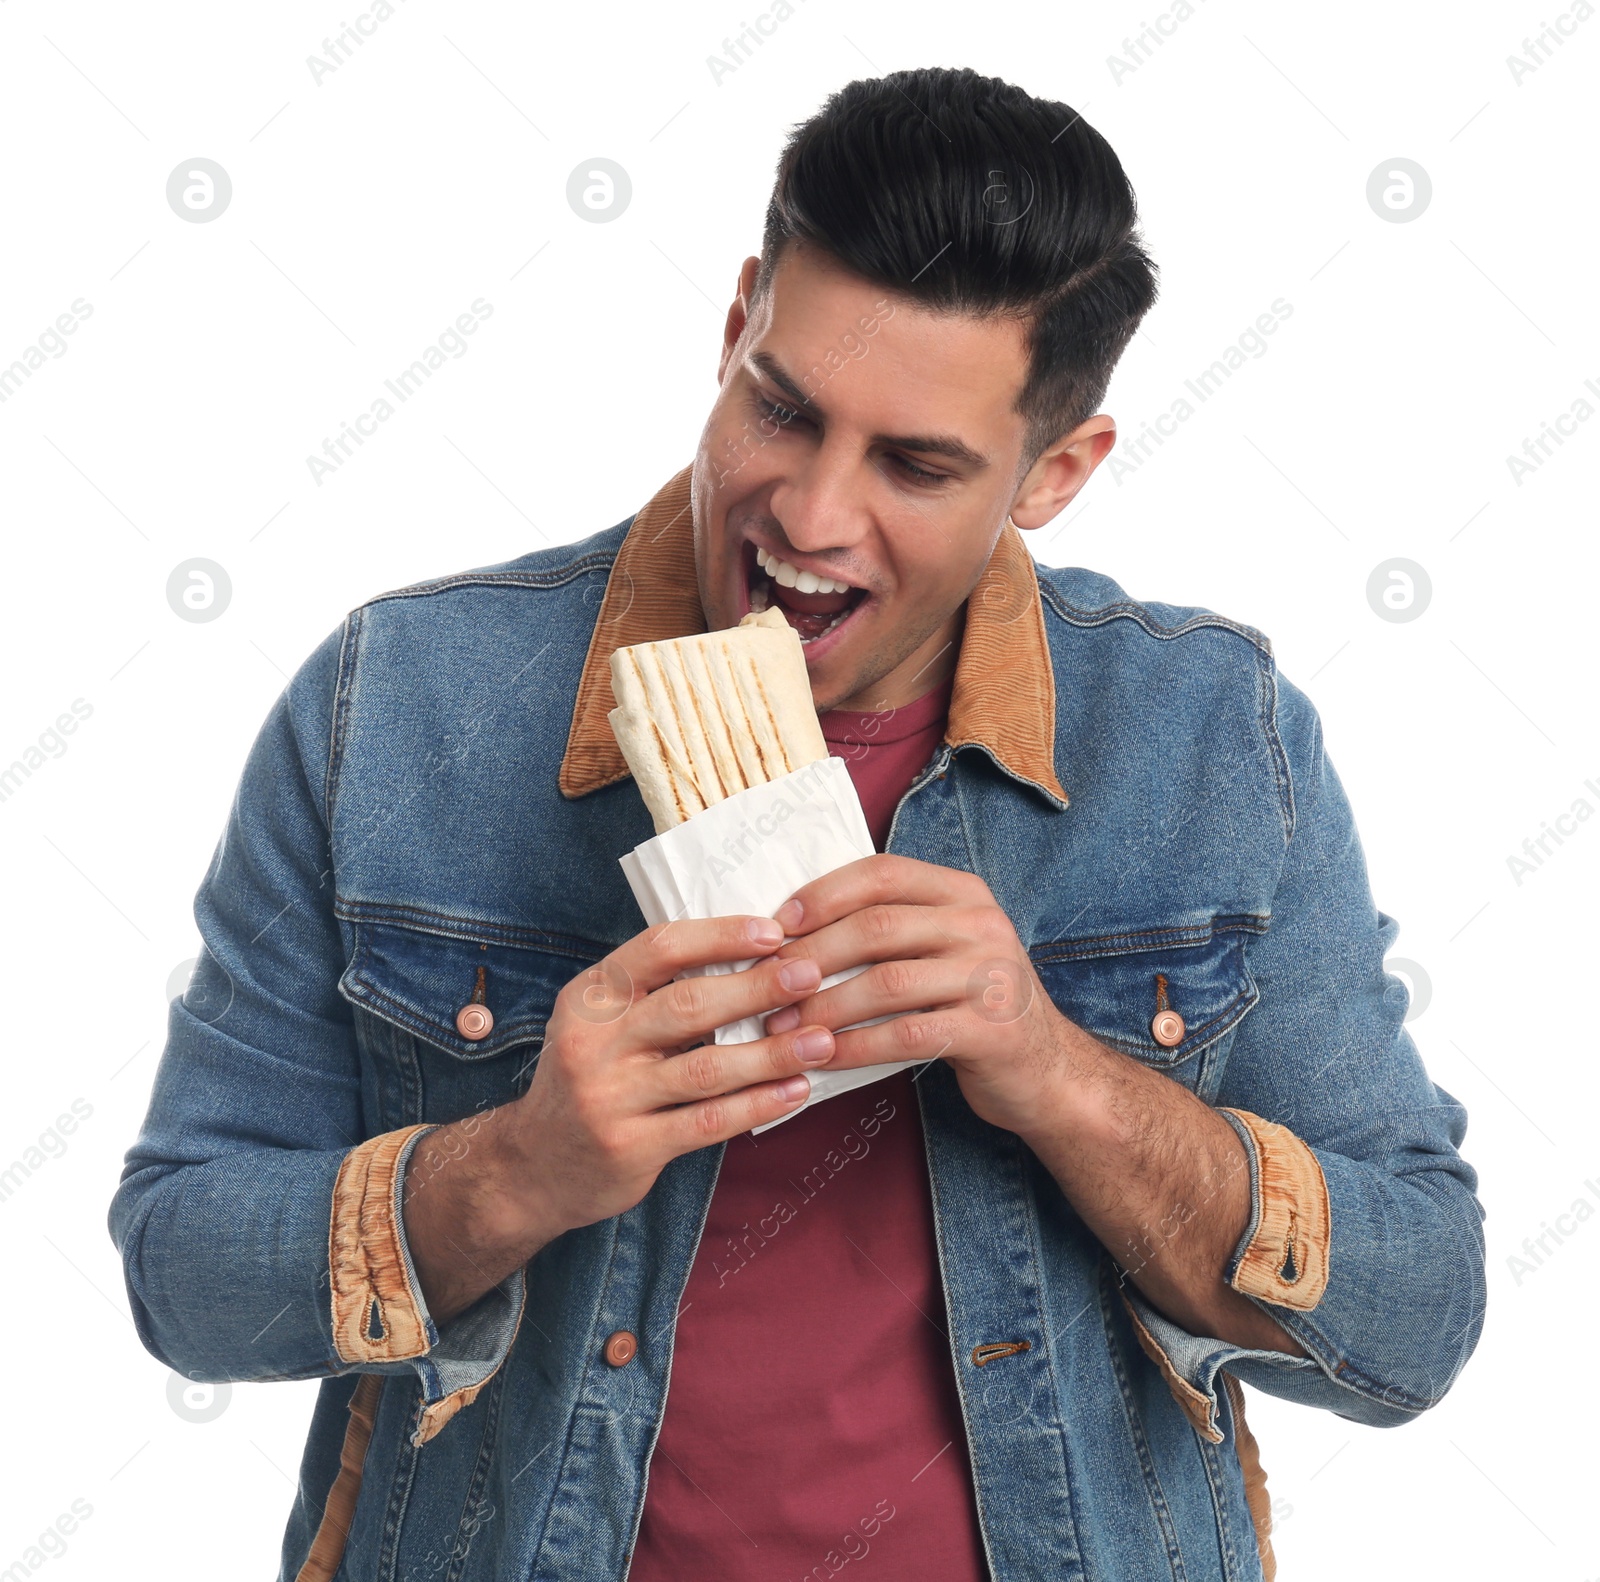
[{"xmin": 692, "ymin": 243, "xmax": 1067, "ymax": 713}]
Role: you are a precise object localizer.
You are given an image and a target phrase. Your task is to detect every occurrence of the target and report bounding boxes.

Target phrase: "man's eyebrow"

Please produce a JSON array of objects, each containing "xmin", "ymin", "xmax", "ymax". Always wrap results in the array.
[
  {"xmin": 748, "ymin": 350, "xmax": 991, "ymax": 472},
  {"xmin": 750, "ymin": 352, "xmax": 818, "ymax": 412}
]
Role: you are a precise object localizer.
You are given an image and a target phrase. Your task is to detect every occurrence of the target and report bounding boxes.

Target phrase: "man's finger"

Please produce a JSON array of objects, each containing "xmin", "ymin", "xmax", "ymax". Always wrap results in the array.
[
  {"xmin": 648, "ymin": 1024, "xmax": 835, "ymax": 1108},
  {"xmin": 769, "ymin": 957, "xmax": 974, "ymax": 1034},
  {"xmin": 774, "ymin": 904, "xmax": 995, "ymax": 979},
  {"xmin": 820, "ymin": 1008, "xmax": 972, "ymax": 1071},
  {"xmin": 629, "ymin": 954, "xmax": 823, "ymax": 1049},
  {"xmin": 573, "ymin": 915, "xmax": 788, "ymax": 1018},
  {"xmin": 662, "ymin": 1071, "xmax": 816, "ymax": 1152},
  {"xmin": 774, "ymin": 854, "xmax": 992, "ymax": 937}
]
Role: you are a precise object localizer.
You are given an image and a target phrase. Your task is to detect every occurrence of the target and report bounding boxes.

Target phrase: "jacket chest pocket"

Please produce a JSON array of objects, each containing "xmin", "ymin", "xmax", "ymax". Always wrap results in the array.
[
  {"xmin": 1029, "ymin": 917, "xmax": 1265, "ymax": 1099},
  {"xmin": 336, "ymin": 912, "xmax": 603, "ymax": 1130}
]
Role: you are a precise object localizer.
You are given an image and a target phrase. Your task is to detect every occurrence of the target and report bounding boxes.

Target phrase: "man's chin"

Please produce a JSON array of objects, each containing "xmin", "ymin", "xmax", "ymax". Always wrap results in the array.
[
  {"xmin": 804, "ymin": 634, "xmax": 905, "ymax": 714},
  {"xmin": 813, "ymin": 601, "xmax": 964, "ymax": 713}
]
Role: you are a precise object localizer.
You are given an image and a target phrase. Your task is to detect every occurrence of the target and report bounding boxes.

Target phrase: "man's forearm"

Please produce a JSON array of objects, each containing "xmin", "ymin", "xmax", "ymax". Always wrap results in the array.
[
  {"xmin": 1020, "ymin": 1022, "xmax": 1306, "ymax": 1356},
  {"xmin": 401, "ymin": 1104, "xmax": 562, "ymax": 1326},
  {"xmin": 397, "ymin": 923, "xmax": 831, "ymax": 1330}
]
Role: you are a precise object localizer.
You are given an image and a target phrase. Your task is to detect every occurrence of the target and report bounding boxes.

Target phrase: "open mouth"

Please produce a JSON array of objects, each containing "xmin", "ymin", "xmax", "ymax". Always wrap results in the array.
[{"xmin": 744, "ymin": 540, "xmax": 870, "ymax": 649}]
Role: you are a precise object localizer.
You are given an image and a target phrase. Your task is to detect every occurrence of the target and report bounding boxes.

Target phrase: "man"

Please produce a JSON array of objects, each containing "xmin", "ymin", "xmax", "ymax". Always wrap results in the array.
[{"xmin": 110, "ymin": 67, "xmax": 1485, "ymax": 1582}]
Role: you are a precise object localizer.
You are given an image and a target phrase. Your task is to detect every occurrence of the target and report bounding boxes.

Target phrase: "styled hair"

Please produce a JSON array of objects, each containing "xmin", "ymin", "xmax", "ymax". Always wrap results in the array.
[{"xmin": 755, "ymin": 67, "xmax": 1159, "ymax": 468}]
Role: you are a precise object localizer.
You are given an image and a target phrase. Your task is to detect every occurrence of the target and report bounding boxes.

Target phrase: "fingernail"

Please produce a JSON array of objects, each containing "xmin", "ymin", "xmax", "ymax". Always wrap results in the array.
[
  {"xmin": 746, "ymin": 917, "xmax": 785, "ymax": 947},
  {"xmin": 766, "ymin": 1005, "xmax": 800, "ymax": 1034},
  {"xmin": 775, "ymin": 898, "xmax": 804, "ymax": 932},
  {"xmin": 793, "ymin": 1028, "xmax": 833, "ymax": 1064},
  {"xmin": 777, "ymin": 1074, "xmax": 811, "ymax": 1102},
  {"xmin": 778, "ymin": 958, "xmax": 821, "ymax": 993}
]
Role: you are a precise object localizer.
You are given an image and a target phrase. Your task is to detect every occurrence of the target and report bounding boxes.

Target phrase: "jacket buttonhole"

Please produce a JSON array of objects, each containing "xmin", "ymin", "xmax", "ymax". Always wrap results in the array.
[
  {"xmin": 1278, "ymin": 1210, "xmax": 1300, "ymax": 1283},
  {"xmin": 366, "ymin": 1299, "xmax": 386, "ymax": 1342},
  {"xmin": 971, "ymin": 1339, "xmax": 1032, "ymax": 1367}
]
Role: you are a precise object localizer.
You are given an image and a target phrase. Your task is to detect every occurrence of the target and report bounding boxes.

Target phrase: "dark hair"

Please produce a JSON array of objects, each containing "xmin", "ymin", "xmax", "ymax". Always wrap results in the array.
[{"xmin": 755, "ymin": 67, "xmax": 1159, "ymax": 469}]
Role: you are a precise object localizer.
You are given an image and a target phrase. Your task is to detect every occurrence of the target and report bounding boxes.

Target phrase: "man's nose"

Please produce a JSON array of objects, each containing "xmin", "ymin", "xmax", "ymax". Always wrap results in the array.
[{"xmin": 767, "ymin": 442, "xmax": 872, "ymax": 555}]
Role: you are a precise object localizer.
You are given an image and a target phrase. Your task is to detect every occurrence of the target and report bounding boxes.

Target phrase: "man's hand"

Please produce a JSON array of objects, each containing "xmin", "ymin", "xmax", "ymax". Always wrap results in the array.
[
  {"xmin": 764, "ymin": 855, "xmax": 1305, "ymax": 1356},
  {"xmin": 761, "ymin": 854, "xmax": 1066, "ymax": 1137},
  {"xmin": 403, "ymin": 914, "xmax": 835, "ymax": 1324}
]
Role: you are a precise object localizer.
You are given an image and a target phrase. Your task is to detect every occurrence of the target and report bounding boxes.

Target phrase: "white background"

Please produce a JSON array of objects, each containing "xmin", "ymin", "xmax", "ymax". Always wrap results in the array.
[{"xmin": 1, "ymin": 0, "xmax": 1596, "ymax": 1576}]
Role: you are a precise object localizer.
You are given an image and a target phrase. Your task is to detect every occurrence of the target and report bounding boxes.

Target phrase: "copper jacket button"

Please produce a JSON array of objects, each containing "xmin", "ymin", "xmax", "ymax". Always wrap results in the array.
[
  {"xmin": 456, "ymin": 1003, "xmax": 494, "ymax": 1040},
  {"xmin": 604, "ymin": 1330, "xmax": 638, "ymax": 1367},
  {"xmin": 1151, "ymin": 1009, "xmax": 1186, "ymax": 1047}
]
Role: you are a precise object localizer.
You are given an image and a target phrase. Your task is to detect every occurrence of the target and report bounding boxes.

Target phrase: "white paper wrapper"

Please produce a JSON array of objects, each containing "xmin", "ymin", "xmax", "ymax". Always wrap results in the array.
[{"xmin": 618, "ymin": 755, "xmax": 921, "ymax": 1132}]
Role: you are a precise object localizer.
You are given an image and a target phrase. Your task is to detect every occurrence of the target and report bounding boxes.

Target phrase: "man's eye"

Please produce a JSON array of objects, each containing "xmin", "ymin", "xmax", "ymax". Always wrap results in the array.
[
  {"xmin": 891, "ymin": 454, "xmax": 951, "ymax": 487},
  {"xmin": 751, "ymin": 393, "xmax": 948, "ymax": 487},
  {"xmin": 755, "ymin": 395, "xmax": 804, "ymax": 428}
]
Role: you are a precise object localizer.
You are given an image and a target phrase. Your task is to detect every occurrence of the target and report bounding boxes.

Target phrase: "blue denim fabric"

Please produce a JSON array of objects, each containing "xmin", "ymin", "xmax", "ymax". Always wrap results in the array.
[{"xmin": 108, "ymin": 513, "xmax": 1485, "ymax": 1582}]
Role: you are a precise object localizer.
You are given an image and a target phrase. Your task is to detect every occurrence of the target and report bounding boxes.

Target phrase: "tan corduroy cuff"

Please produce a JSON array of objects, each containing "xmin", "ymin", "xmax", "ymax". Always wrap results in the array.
[
  {"xmin": 328, "ymin": 1123, "xmax": 436, "ymax": 1364},
  {"xmin": 1220, "ymin": 1108, "xmax": 1331, "ymax": 1312}
]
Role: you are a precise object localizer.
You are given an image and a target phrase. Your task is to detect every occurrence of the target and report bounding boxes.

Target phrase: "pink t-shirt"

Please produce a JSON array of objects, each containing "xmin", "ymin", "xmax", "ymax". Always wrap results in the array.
[{"xmin": 628, "ymin": 675, "xmax": 988, "ymax": 1581}]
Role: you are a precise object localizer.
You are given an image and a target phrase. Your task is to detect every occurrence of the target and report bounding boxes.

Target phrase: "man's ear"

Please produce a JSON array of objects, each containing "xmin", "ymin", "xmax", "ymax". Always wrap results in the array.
[
  {"xmin": 1009, "ymin": 415, "xmax": 1118, "ymax": 531},
  {"xmin": 718, "ymin": 256, "xmax": 763, "ymax": 384}
]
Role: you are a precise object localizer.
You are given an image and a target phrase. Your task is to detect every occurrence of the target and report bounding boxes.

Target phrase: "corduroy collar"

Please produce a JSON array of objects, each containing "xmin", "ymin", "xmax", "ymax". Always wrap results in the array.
[{"xmin": 558, "ymin": 465, "xmax": 1067, "ymax": 807}]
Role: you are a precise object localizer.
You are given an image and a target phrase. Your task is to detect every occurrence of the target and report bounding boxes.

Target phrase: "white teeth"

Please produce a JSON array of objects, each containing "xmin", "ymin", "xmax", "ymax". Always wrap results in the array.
[{"xmin": 752, "ymin": 545, "xmax": 853, "ymax": 596}]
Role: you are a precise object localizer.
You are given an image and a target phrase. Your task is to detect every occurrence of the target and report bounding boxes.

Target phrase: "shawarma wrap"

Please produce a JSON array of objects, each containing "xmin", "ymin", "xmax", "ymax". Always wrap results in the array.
[{"xmin": 608, "ymin": 607, "xmax": 828, "ymax": 832}]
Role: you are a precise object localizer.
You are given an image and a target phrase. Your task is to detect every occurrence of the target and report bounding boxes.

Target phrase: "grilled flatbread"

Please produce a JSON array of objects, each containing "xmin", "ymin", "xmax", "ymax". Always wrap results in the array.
[{"xmin": 609, "ymin": 607, "xmax": 829, "ymax": 831}]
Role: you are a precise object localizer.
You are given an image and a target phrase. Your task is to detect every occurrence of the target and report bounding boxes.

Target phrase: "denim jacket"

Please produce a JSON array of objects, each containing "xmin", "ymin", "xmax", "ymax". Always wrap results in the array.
[{"xmin": 109, "ymin": 465, "xmax": 1486, "ymax": 1582}]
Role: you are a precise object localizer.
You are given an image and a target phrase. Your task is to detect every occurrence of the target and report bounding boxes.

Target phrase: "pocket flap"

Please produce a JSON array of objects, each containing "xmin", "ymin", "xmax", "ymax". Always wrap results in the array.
[
  {"xmin": 338, "ymin": 912, "xmax": 601, "ymax": 1060},
  {"xmin": 1030, "ymin": 917, "xmax": 1265, "ymax": 1068}
]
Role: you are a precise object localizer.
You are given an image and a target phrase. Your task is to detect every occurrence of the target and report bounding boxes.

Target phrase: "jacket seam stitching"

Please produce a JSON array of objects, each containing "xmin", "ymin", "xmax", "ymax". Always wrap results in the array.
[
  {"xmin": 1029, "ymin": 915, "xmax": 1270, "ymax": 961},
  {"xmin": 1228, "ymin": 1307, "xmax": 1434, "ymax": 1416},
  {"xmin": 335, "ymin": 901, "xmax": 608, "ymax": 959},
  {"xmin": 1037, "ymin": 581, "xmax": 1273, "ymax": 654},
  {"xmin": 1329, "ymin": 1357, "xmax": 1433, "ymax": 1412},
  {"xmin": 442, "ymin": 1361, "xmax": 509, "ymax": 1582},
  {"xmin": 1010, "ymin": 1136, "xmax": 1086, "ymax": 1577},
  {"xmin": 946, "ymin": 749, "xmax": 983, "ymax": 894},
  {"xmin": 525, "ymin": 1217, "xmax": 627, "ymax": 1573},
  {"xmin": 375, "ymin": 1386, "xmax": 423, "ymax": 1582},
  {"xmin": 1196, "ymin": 1427, "xmax": 1248, "ymax": 1580},
  {"xmin": 1098, "ymin": 1256, "xmax": 1190, "ymax": 1581},
  {"xmin": 1221, "ymin": 1372, "xmax": 1273, "ymax": 1581},
  {"xmin": 1255, "ymin": 645, "xmax": 1294, "ymax": 845},
  {"xmin": 356, "ymin": 552, "xmax": 617, "ymax": 611}
]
